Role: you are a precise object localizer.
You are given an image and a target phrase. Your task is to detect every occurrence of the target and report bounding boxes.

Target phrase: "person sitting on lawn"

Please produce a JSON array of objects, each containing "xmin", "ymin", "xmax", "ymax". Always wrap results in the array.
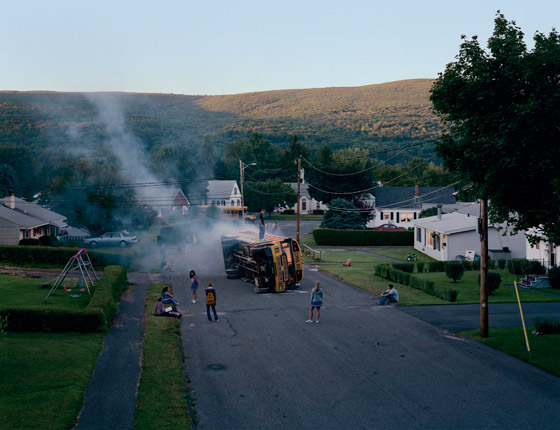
[
  {"xmin": 154, "ymin": 296, "xmax": 181, "ymax": 318},
  {"xmin": 343, "ymin": 258, "xmax": 352, "ymax": 267},
  {"xmin": 161, "ymin": 286, "xmax": 179, "ymax": 306},
  {"xmin": 378, "ymin": 284, "xmax": 399, "ymax": 305}
]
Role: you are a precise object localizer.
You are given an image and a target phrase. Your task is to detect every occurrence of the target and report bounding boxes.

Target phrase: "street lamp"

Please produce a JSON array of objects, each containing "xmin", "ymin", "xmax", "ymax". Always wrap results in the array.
[{"xmin": 239, "ymin": 160, "xmax": 256, "ymax": 224}]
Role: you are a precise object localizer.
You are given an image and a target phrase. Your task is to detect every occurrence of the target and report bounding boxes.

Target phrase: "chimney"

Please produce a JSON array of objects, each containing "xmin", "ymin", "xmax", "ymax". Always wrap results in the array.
[
  {"xmin": 6, "ymin": 191, "xmax": 15, "ymax": 209},
  {"xmin": 437, "ymin": 203, "xmax": 443, "ymax": 220},
  {"xmin": 414, "ymin": 185, "xmax": 419, "ymax": 198}
]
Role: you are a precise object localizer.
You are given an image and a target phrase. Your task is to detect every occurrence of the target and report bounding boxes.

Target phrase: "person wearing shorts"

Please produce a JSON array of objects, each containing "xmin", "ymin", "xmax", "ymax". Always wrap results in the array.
[
  {"xmin": 190, "ymin": 270, "xmax": 199, "ymax": 303},
  {"xmin": 306, "ymin": 280, "xmax": 323, "ymax": 323}
]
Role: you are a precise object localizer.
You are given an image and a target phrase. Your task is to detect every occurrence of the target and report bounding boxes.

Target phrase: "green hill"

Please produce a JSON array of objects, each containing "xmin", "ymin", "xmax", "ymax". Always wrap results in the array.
[{"xmin": 0, "ymin": 79, "xmax": 442, "ymax": 196}]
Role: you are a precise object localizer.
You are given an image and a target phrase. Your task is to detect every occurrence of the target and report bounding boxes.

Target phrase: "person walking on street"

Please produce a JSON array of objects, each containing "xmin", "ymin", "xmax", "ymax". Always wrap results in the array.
[
  {"xmin": 378, "ymin": 284, "xmax": 399, "ymax": 305},
  {"xmin": 189, "ymin": 270, "xmax": 199, "ymax": 303},
  {"xmin": 306, "ymin": 281, "xmax": 323, "ymax": 323},
  {"xmin": 259, "ymin": 209, "xmax": 266, "ymax": 239},
  {"xmin": 205, "ymin": 282, "xmax": 219, "ymax": 322}
]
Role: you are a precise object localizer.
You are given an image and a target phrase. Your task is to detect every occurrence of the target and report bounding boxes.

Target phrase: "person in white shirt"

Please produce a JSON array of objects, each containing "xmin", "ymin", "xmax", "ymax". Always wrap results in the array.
[{"xmin": 378, "ymin": 284, "xmax": 399, "ymax": 305}]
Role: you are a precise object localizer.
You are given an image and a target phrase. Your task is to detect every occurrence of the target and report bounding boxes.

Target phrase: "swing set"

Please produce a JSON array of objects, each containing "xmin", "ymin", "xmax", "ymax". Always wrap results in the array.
[{"xmin": 43, "ymin": 248, "xmax": 99, "ymax": 302}]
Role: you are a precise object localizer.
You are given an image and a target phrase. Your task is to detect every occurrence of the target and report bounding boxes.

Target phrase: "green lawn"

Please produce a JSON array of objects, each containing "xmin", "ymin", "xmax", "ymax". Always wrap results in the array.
[
  {"xmin": 368, "ymin": 248, "xmax": 436, "ymax": 263},
  {"xmin": 414, "ymin": 270, "xmax": 560, "ymax": 304},
  {"xmin": 0, "ymin": 274, "xmax": 91, "ymax": 309},
  {"xmin": 311, "ymin": 249, "xmax": 560, "ymax": 305},
  {"xmin": 463, "ymin": 327, "xmax": 560, "ymax": 377},
  {"xmin": 135, "ymin": 283, "xmax": 192, "ymax": 430},
  {"xmin": 0, "ymin": 332, "xmax": 104, "ymax": 429}
]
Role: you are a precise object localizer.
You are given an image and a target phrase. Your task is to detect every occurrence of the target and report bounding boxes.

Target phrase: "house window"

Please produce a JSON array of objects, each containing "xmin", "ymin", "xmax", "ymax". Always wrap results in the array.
[
  {"xmin": 383, "ymin": 212, "xmax": 390, "ymax": 220},
  {"xmin": 416, "ymin": 227, "xmax": 422, "ymax": 242},
  {"xmin": 302, "ymin": 199, "xmax": 307, "ymax": 211},
  {"xmin": 231, "ymin": 200, "xmax": 234, "ymax": 206},
  {"xmin": 182, "ymin": 206, "xmax": 188, "ymax": 215},
  {"xmin": 400, "ymin": 212, "xmax": 414, "ymax": 222},
  {"xmin": 427, "ymin": 231, "xmax": 433, "ymax": 247},
  {"xmin": 237, "ymin": 199, "xmax": 240, "ymax": 206},
  {"xmin": 222, "ymin": 200, "xmax": 226, "ymax": 206},
  {"xmin": 25, "ymin": 230, "xmax": 29, "ymax": 238},
  {"xmin": 234, "ymin": 187, "xmax": 238, "ymax": 195}
]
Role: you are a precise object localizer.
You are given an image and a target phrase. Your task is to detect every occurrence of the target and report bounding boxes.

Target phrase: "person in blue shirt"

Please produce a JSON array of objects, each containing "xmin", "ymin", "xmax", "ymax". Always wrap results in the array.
[
  {"xmin": 161, "ymin": 286, "xmax": 179, "ymax": 306},
  {"xmin": 306, "ymin": 281, "xmax": 323, "ymax": 323},
  {"xmin": 378, "ymin": 284, "xmax": 399, "ymax": 305}
]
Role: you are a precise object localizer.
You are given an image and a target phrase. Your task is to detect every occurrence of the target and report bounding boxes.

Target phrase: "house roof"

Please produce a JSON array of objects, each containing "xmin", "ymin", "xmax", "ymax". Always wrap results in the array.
[
  {"xmin": 206, "ymin": 180, "xmax": 240, "ymax": 200},
  {"xmin": 413, "ymin": 212, "xmax": 479, "ymax": 235},
  {"xmin": 0, "ymin": 197, "xmax": 67, "ymax": 228},
  {"xmin": 287, "ymin": 182, "xmax": 311, "ymax": 199},
  {"xmin": 137, "ymin": 188, "xmax": 189, "ymax": 208},
  {"xmin": 375, "ymin": 186, "xmax": 456, "ymax": 209},
  {"xmin": 0, "ymin": 204, "xmax": 49, "ymax": 229}
]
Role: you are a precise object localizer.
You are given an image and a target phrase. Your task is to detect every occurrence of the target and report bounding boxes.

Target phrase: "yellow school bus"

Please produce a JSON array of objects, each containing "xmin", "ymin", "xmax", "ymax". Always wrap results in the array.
[
  {"xmin": 221, "ymin": 231, "xmax": 303, "ymax": 293},
  {"xmin": 202, "ymin": 205, "xmax": 256, "ymax": 222}
]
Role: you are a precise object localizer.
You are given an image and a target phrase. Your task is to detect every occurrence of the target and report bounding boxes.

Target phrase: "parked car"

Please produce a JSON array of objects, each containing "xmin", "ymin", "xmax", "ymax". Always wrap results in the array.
[
  {"xmin": 83, "ymin": 232, "xmax": 138, "ymax": 248},
  {"xmin": 373, "ymin": 224, "xmax": 407, "ymax": 231}
]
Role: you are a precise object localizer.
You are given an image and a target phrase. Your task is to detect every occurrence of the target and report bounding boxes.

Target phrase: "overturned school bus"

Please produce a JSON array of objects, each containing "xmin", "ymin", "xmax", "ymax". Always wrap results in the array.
[{"xmin": 221, "ymin": 231, "xmax": 303, "ymax": 293}]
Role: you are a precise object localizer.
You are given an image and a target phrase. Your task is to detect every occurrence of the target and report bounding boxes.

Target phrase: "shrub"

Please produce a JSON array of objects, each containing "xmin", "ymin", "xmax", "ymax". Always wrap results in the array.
[
  {"xmin": 526, "ymin": 260, "xmax": 546, "ymax": 275},
  {"xmin": 426, "ymin": 261, "xmax": 445, "ymax": 272},
  {"xmin": 507, "ymin": 259, "xmax": 528, "ymax": 275},
  {"xmin": 445, "ymin": 289, "xmax": 459, "ymax": 302},
  {"xmin": 19, "ymin": 238, "xmax": 41, "ymax": 246},
  {"xmin": 547, "ymin": 266, "xmax": 560, "ymax": 289},
  {"xmin": 416, "ymin": 262, "xmax": 425, "ymax": 273},
  {"xmin": 1, "ymin": 266, "xmax": 127, "ymax": 332},
  {"xmin": 283, "ymin": 209, "xmax": 295, "ymax": 215},
  {"xmin": 312, "ymin": 209, "xmax": 324, "ymax": 215},
  {"xmin": 497, "ymin": 259, "xmax": 506, "ymax": 269},
  {"xmin": 533, "ymin": 316, "xmax": 560, "ymax": 334},
  {"xmin": 461, "ymin": 260, "xmax": 473, "ymax": 271},
  {"xmin": 38, "ymin": 235, "xmax": 60, "ymax": 247},
  {"xmin": 472, "ymin": 259, "xmax": 481, "ymax": 270},
  {"xmin": 392, "ymin": 263, "xmax": 415, "ymax": 273},
  {"xmin": 313, "ymin": 229, "xmax": 413, "ymax": 246},
  {"xmin": 445, "ymin": 262, "xmax": 465, "ymax": 283},
  {"xmin": 478, "ymin": 272, "xmax": 502, "ymax": 295}
]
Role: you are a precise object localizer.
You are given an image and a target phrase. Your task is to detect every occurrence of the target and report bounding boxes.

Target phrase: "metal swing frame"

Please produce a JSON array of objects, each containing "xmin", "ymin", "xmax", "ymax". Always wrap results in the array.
[{"xmin": 44, "ymin": 248, "xmax": 98, "ymax": 302}]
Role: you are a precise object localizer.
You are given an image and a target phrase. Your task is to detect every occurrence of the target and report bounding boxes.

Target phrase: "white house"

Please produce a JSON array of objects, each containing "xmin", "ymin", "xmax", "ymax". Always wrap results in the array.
[
  {"xmin": 413, "ymin": 211, "xmax": 526, "ymax": 262},
  {"xmin": 0, "ymin": 195, "xmax": 67, "ymax": 245},
  {"xmin": 525, "ymin": 230, "xmax": 559, "ymax": 269},
  {"xmin": 206, "ymin": 180, "xmax": 242, "ymax": 207},
  {"xmin": 137, "ymin": 188, "xmax": 190, "ymax": 219},
  {"xmin": 368, "ymin": 186, "xmax": 456, "ymax": 229},
  {"xmin": 284, "ymin": 183, "xmax": 327, "ymax": 214}
]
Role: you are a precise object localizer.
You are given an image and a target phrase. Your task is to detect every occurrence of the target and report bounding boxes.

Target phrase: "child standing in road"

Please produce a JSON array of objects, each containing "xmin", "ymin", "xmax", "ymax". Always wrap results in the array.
[
  {"xmin": 205, "ymin": 282, "xmax": 219, "ymax": 322},
  {"xmin": 189, "ymin": 270, "xmax": 199, "ymax": 303},
  {"xmin": 306, "ymin": 281, "xmax": 323, "ymax": 323}
]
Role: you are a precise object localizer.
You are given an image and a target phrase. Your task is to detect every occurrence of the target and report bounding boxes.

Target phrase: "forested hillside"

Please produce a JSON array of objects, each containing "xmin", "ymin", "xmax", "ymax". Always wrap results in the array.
[{"xmin": 0, "ymin": 79, "xmax": 442, "ymax": 200}]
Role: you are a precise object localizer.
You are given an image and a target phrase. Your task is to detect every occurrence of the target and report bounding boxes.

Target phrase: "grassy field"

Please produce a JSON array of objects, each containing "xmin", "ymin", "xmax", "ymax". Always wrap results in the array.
[
  {"xmin": 309, "ymin": 248, "xmax": 560, "ymax": 305},
  {"xmin": 135, "ymin": 283, "xmax": 192, "ymax": 430},
  {"xmin": 463, "ymin": 327, "xmax": 560, "ymax": 377},
  {"xmin": 0, "ymin": 331, "xmax": 104, "ymax": 429},
  {"xmin": 0, "ymin": 273, "xmax": 91, "ymax": 309}
]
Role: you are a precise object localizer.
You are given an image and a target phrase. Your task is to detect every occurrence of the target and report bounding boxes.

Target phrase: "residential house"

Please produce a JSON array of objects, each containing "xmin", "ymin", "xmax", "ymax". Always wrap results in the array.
[
  {"xmin": 283, "ymin": 183, "xmax": 327, "ymax": 214},
  {"xmin": 206, "ymin": 180, "xmax": 242, "ymax": 207},
  {"xmin": 137, "ymin": 188, "xmax": 190, "ymax": 220},
  {"xmin": 368, "ymin": 186, "xmax": 457, "ymax": 229},
  {"xmin": 412, "ymin": 210, "xmax": 526, "ymax": 262},
  {"xmin": 525, "ymin": 230, "xmax": 559, "ymax": 269},
  {"xmin": 0, "ymin": 195, "xmax": 67, "ymax": 245}
]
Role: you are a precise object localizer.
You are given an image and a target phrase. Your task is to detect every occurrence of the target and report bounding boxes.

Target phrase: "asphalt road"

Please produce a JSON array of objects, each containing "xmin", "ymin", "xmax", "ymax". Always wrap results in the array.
[
  {"xmin": 400, "ymin": 302, "xmax": 560, "ymax": 333},
  {"xmin": 167, "ymin": 237, "xmax": 560, "ymax": 430}
]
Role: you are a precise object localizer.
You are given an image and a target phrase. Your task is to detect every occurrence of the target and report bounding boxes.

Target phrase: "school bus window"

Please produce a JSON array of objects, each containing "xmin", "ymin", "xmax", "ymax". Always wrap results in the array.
[{"xmin": 281, "ymin": 242, "xmax": 293, "ymax": 264}]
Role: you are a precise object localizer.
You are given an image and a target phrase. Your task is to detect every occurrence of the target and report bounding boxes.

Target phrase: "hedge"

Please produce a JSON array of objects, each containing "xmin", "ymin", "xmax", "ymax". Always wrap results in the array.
[
  {"xmin": 312, "ymin": 229, "xmax": 413, "ymax": 246},
  {"xmin": 376, "ymin": 264, "xmax": 459, "ymax": 302},
  {"xmin": 0, "ymin": 245, "xmax": 133, "ymax": 269},
  {"xmin": 0, "ymin": 266, "xmax": 127, "ymax": 332}
]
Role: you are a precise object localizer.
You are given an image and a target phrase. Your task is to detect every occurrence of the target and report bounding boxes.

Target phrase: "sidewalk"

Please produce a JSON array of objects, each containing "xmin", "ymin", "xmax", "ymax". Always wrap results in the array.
[{"xmin": 76, "ymin": 272, "xmax": 155, "ymax": 430}]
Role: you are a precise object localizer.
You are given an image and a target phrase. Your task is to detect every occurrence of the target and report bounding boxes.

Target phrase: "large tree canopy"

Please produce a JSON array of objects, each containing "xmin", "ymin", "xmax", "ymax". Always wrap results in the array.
[{"xmin": 430, "ymin": 13, "xmax": 560, "ymax": 243}]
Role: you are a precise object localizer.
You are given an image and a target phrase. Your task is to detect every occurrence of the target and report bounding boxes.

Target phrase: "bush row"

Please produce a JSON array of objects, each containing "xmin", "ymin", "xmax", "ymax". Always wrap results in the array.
[
  {"xmin": 312, "ymin": 229, "xmax": 414, "ymax": 246},
  {"xmin": 534, "ymin": 316, "xmax": 560, "ymax": 334},
  {"xmin": 375, "ymin": 264, "xmax": 459, "ymax": 302},
  {"xmin": 0, "ymin": 266, "xmax": 127, "ymax": 332},
  {"xmin": 0, "ymin": 245, "xmax": 133, "ymax": 269}
]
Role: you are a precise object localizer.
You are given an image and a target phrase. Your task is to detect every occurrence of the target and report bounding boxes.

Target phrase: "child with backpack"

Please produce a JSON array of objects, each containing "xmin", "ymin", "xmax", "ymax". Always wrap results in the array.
[{"xmin": 205, "ymin": 282, "xmax": 219, "ymax": 322}]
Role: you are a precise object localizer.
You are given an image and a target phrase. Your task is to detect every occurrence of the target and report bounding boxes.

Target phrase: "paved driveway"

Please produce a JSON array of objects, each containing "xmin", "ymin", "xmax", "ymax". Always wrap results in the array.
[{"xmin": 168, "ymin": 239, "xmax": 560, "ymax": 430}]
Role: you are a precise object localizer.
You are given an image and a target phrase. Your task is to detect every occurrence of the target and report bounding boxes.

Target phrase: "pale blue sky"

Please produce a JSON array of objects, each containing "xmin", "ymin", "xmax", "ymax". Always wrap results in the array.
[{"xmin": 1, "ymin": 0, "xmax": 558, "ymax": 95}]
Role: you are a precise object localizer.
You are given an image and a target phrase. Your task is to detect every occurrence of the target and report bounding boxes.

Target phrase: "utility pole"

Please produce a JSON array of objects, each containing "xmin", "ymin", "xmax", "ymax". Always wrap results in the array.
[
  {"xmin": 240, "ymin": 160, "xmax": 245, "ymax": 225},
  {"xmin": 480, "ymin": 198, "xmax": 489, "ymax": 338},
  {"xmin": 296, "ymin": 156, "xmax": 301, "ymax": 243}
]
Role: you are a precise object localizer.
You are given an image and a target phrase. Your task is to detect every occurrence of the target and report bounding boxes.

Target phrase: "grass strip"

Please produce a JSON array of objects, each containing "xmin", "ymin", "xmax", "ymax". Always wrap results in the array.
[
  {"xmin": 134, "ymin": 283, "xmax": 191, "ymax": 430},
  {"xmin": 0, "ymin": 331, "xmax": 104, "ymax": 429},
  {"xmin": 463, "ymin": 327, "xmax": 560, "ymax": 377}
]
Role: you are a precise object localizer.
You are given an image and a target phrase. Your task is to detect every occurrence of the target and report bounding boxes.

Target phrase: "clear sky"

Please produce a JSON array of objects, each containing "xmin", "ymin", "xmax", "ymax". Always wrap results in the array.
[{"xmin": 1, "ymin": 0, "xmax": 558, "ymax": 95}]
